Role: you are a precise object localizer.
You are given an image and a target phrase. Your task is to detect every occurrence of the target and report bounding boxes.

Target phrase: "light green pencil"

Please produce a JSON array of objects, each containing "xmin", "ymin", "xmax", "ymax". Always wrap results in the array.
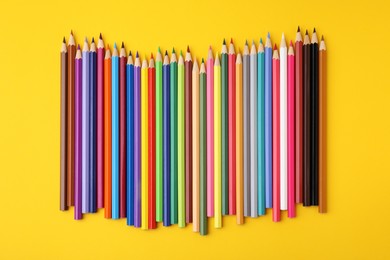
[
  {"xmin": 156, "ymin": 47, "xmax": 163, "ymax": 222},
  {"xmin": 178, "ymin": 51, "xmax": 185, "ymax": 227}
]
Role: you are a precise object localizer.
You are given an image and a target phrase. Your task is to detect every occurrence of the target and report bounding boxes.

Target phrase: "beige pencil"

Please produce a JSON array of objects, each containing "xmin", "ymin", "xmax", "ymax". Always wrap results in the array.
[
  {"xmin": 236, "ymin": 52, "xmax": 243, "ymax": 224},
  {"xmin": 192, "ymin": 58, "xmax": 200, "ymax": 232}
]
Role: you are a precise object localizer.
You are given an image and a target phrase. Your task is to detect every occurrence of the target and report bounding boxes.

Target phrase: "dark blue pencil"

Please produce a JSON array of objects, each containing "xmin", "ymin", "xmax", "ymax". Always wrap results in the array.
[
  {"xmin": 89, "ymin": 38, "xmax": 97, "ymax": 213},
  {"xmin": 163, "ymin": 51, "xmax": 171, "ymax": 226},
  {"xmin": 126, "ymin": 52, "xmax": 134, "ymax": 225}
]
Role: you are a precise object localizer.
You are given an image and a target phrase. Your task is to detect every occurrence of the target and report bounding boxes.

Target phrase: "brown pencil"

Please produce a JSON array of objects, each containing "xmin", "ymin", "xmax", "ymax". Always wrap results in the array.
[
  {"xmin": 60, "ymin": 37, "xmax": 68, "ymax": 211},
  {"xmin": 67, "ymin": 31, "xmax": 75, "ymax": 206},
  {"xmin": 319, "ymin": 36, "xmax": 327, "ymax": 213}
]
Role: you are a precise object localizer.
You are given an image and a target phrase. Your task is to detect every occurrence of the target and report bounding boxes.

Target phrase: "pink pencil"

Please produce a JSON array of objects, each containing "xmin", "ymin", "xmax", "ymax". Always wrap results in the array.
[
  {"xmin": 97, "ymin": 34, "xmax": 105, "ymax": 208},
  {"xmin": 206, "ymin": 47, "xmax": 214, "ymax": 217},
  {"xmin": 272, "ymin": 45, "xmax": 280, "ymax": 222},
  {"xmin": 287, "ymin": 42, "xmax": 296, "ymax": 218}
]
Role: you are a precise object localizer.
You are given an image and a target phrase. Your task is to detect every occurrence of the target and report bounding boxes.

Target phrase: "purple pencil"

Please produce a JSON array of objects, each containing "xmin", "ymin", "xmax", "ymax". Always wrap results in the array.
[
  {"xmin": 97, "ymin": 34, "xmax": 105, "ymax": 208},
  {"xmin": 75, "ymin": 46, "xmax": 83, "ymax": 219},
  {"xmin": 134, "ymin": 52, "xmax": 141, "ymax": 227},
  {"xmin": 82, "ymin": 38, "xmax": 90, "ymax": 213}
]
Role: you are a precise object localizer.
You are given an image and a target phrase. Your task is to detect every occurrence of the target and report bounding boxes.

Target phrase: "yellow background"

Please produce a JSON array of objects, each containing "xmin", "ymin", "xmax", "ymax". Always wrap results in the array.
[{"xmin": 0, "ymin": 0, "xmax": 389, "ymax": 258}]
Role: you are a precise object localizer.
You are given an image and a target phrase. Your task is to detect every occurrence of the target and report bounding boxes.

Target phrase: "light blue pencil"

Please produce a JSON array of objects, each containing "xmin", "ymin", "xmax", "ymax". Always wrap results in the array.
[
  {"xmin": 82, "ymin": 38, "xmax": 90, "ymax": 213},
  {"xmin": 265, "ymin": 33, "xmax": 273, "ymax": 208}
]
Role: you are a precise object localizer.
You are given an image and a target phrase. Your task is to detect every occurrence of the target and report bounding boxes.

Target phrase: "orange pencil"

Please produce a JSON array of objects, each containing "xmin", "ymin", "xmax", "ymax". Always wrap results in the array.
[{"xmin": 104, "ymin": 46, "xmax": 112, "ymax": 218}]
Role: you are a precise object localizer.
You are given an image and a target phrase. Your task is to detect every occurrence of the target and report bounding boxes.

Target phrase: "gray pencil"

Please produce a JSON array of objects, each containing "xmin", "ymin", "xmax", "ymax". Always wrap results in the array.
[{"xmin": 243, "ymin": 41, "xmax": 251, "ymax": 216}]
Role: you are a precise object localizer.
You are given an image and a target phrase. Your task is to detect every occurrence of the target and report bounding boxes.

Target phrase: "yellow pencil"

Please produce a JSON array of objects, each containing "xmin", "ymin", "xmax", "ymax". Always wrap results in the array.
[
  {"xmin": 141, "ymin": 57, "xmax": 149, "ymax": 229},
  {"xmin": 236, "ymin": 52, "xmax": 244, "ymax": 224},
  {"xmin": 192, "ymin": 58, "xmax": 200, "ymax": 232},
  {"xmin": 214, "ymin": 53, "xmax": 222, "ymax": 228}
]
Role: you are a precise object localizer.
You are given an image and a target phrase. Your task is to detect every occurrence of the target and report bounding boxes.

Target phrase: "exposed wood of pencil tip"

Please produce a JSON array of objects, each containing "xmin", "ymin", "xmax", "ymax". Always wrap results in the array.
[
  {"xmin": 104, "ymin": 48, "xmax": 111, "ymax": 59},
  {"xmin": 207, "ymin": 47, "xmax": 213, "ymax": 60},
  {"xmin": 280, "ymin": 33, "xmax": 287, "ymax": 48},
  {"xmin": 236, "ymin": 53, "xmax": 242, "ymax": 64},
  {"xmin": 303, "ymin": 33, "xmax": 311, "ymax": 45},
  {"xmin": 258, "ymin": 39, "xmax": 264, "ymax": 53},
  {"xmin": 127, "ymin": 52, "xmax": 134, "ymax": 65},
  {"xmin": 163, "ymin": 53, "xmax": 170, "ymax": 65},
  {"xmin": 320, "ymin": 37, "xmax": 326, "ymax": 51},
  {"xmin": 68, "ymin": 32, "xmax": 75, "ymax": 46},
  {"xmin": 200, "ymin": 62, "xmax": 206, "ymax": 73},
  {"xmin": 273, "ymin": 48, "xmax": 279, "ymax": 59}
]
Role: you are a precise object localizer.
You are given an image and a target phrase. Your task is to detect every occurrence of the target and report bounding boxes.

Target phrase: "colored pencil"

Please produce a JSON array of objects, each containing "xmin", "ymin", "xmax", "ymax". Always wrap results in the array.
[
  {"xmin": 111, "ymin": 43, "xmax": 119, "ymax": 219},
  {"xmin": 206, "ymin": 47, "xmax": 214, "ymax": 217},
  {"xmin": 319, "ymin": 36, "xmax": 327, "ymax": 213},
  {"xmin": 141, "ymin": 57, "xmax": 149, "ymax": 229},
  {"xmin": 214, "ymin": 53, "xmax": 222, "ymax": 228},
  {"xmin": 295, "ymin": 27, "xmax": 303, "ymax": 204},
  {"xmin": 280, "ymin": 34, "xmax": 287, "ymax": 211},
  {"xmin": 250, "ymin": 40, "xmax": 257, "ymax": 217},
  {"xmin": 104, "ymin": 47, "xmax": 112, "ymax": 219},
  {"xmin": 60, "ymin": 37, "xmax": 68, "ymax": 211},
  {"xmin": 90, "ymin": 39, "xmax": 97, "ymax": 213},
  {"xmin": 257, "ymin": 39, "xmax": 266, "ymax": 216},
  {"xmin": 74, "ymin": 46, "xmax": 82, "ymax": 219},
  {"xmin": 67, "ymin": 31, "xmax": 75, "ymax": 207},
  {"xmin": 265, "ymin": 33, "xmax": 273, "ymax": 208},
  {"xmin": 228, "ymin": 39, "xmax": 236, "ymax": 215},
  {"xmin": 170, "ymin": 49, "xmax": 178, "ymax": 224},
  {"xmin": 178, "ymin": 52, "xmax": 186, "ymax": 227},
  {"xmin": 303, "ymin": 31, "xmax": 311, "ymax": 206},
  {"xmin": 134, "ymin": 52, "xmax": 141, "ymax": 227},
  {"xmin": 119, "ymin": 43, "xmax": 127, "ymax": 218},
  {"xmin": 311, "ymin": 29, "xmax": 319, "ymax": 206},
  {"xmin": 192, "ymin": 58, "xmax": 200, "ymax": 232},
  {"xmin": 185, "ymin": 46, "xmax": 193, "ymax": 223},
  {"xmin": 221, "ymin": 40, "xmax": 228, "ymax": 215},
  {"xmin": 156, "ymin": 48, "xmax": 163, "ymax": 222},
  {"xmin": 272, "ymin": 45, "xmax": 280, "ymax": 222},
  {"xmin": 97, "ymin": 34, "xmax": 104, "ymax": 209},
  {"xmin": 199, "ymin": 60, "xmax": 207, "ymax": 235},
  {"xmin": 126, "ymin": 51, "xmax": 134, "ymax": 225},
  {"xmin": 82, "ymin": 38, "xmax": 90, "ymax": 214},
  {"xmin": 287, "ymin": 41, "xmax": 296, "ymax": 218},
  {"xmin": 243, "ymin": 42, "xmax": 250, "ymax": 217},
  {"xmin": 236, "ymin": 52, "xmax": 244, "ymax": 224},
  {"xmin": 148, "ymin": 54, "xmax": 156, "ymax": 229},
  {"xmin": 163, "ymin": 52, "xmax": 171, "ymax": 226}
]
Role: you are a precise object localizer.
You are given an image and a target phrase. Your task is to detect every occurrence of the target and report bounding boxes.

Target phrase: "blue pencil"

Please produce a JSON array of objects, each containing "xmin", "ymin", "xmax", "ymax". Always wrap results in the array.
[
  {"xmin": 126, "ymin": 52, "xmax": 134, "ymax": 225},
  {"xmin": 163, "ymin": 51, "xmax": 171, "ymax": 226},
  {"xmin": 112, "ymin": 43, "xmax": 120, "ymax": 219},
  {"xmin": 82, "ymin": 38, "xmax": 90, "ymax": 214},
  {"xmin": 265, "ymin": 33, "xmax": 273, "ymax": 208},
  {"xmin": 257, "ymin": 38, "xmax": 266, "ymax": 215},
  {"xmin": 170, "ymin": 49, "xmax": 178, "ymax": 224},
  {"xmin": 89, "ymin": 38, "xmax": 97, "ymax": 213}
]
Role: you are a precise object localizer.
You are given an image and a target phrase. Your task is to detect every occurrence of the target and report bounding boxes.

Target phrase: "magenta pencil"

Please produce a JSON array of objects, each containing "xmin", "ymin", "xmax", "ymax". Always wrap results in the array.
[
  {"xmin": 206, "ymin": 47, "xmax": 214, "ymax": 217},
  {"xmin": 287, "ymin": 42, "xmax": 296, "ymax": 218},
  {"xmin": 97, "ymin": 34, "xmax": 105, "ymax": 208}
]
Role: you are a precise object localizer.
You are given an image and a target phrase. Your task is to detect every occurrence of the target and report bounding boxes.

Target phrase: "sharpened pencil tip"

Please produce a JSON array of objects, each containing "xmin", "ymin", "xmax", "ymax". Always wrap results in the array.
[
  {"xmin": 267, "ymin": 32, "xmax": 270, "ymax": 38},
  {"xmin": 230, "ymin": 38, "xmax": 233, "ymax": 44},
  {"xmin": 114, "ymin": 42, "xmax": 117, "ymax": 49},
  {"xmin": 172, "ymin": 47, "xmax": 175, "ymax": 53},
  {"xmin": 136, "ymin": 51, "xmax": 139, "ymax": 58},
  {"xmin": 107, "ymin": 44, "xmax": 110, "ymax": 49},
  {"xmin": 129, "ymin": 51, "xmax": 132, "ymax": 56},
  {"xmin": 321, "ymin": 35, "xmax": 324, "ymax": 41},
  {"xmin": 260, "ymin": 38, "xmax": 263, "ymax": 44},
  {"xmin": 165, "ymin": 50, "xmax": 168, "ymax": 55},
  {"xmin": 297, "ymin": 26, "xmax": 300, "ymax": 32},
  {"xmin": 252, "ymin": 39, "xmax": 255, "ymax": 45},
  {"xmin": 274, "ymin": 44, "xmax": 277, "ymax": 50},
  {"xmin": 92, "ymin": 37, "xmax": 95, "ymax": 43},
  {"xmin": 85, "ymin": 37, "xmax": 88, "ymax": 43},
  {"xmin": 202, "ymin": 58, "xmax": 204, "ymax": 63},
  {"xmin": 63, "ymin": 37, "xmax": 66, "ymax": 43},
  {"xmin": 77, "ymin": 44, "xmax": 80, "ymax": 49},
  {"xmin": 245, "ymin": 40, "xmax": 248, "ymax": 45},
  {"xmin": 290, "ymin": 40, "xmax": 293, "ymax": 46},
  {"xmin": 158, "ymin": 46, "xmax": 161, "ymax": 53},
  {"xmin": 151, "ymin": 53, "xmax": 154, "ymax": 59},
  {"xmin": 71, "ymin": 30, "xmax": 73, "ymax": 35},
  {"xmin": 314, "ymin": 28, "xmax": 316, "ymax": 33},
  {"xmin": 180, "ymin": 50, "xmax": 183, "ymax": 55},
  {"xmin": 187, "ymin": 46, "xmax": 190, "ymax": 52},
  {"xmin": 121, "ymin": 42, "xmax": 124, "ymax": 48},
  {"xmin": 305, "ymin": 30, "xmax": 308, "ymax": 35},
  {"xmin": 99, "ymin": 33, "xmax": 102, "ymax": 39},
  {"xmin": 223, "ymin": 38, "xmax": 226, "ymax": 45},
  {"xmin": 209, "ymin": 45, "xmax": 212, "ymax": 50}
]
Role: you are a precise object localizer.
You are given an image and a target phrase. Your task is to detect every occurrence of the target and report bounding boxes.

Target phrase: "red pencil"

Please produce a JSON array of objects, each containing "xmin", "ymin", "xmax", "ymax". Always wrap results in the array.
[
  {"xmin": 228, "ymin": 39, "xmax": 236, "ymax": 215},
  {"xmin": 119, "ymin": 43, "xmax": 127, "ymax": 218},
  {"xmin": 272, "ymin": 45, "xmax": 280, "ymax": 222},
  {"xmin": 104, "ymin": 46, "xmax": 112, "ymax": 218},
  {"xmin": 148, "ymin": 54, "xmax": 157, "ymax": 229}
]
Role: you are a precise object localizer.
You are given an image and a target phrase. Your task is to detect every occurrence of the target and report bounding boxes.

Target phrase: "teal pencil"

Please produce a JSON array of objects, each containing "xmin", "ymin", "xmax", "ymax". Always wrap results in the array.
[{"xmin": 170, "ymin": 48, "xmax": 178, "ymax": 224}]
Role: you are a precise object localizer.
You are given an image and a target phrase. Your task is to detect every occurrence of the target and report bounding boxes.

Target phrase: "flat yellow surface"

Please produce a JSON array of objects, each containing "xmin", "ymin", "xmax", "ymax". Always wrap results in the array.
[{"xmin": 0, "ymin": 0, "xmax": 389, "ymax": 259}]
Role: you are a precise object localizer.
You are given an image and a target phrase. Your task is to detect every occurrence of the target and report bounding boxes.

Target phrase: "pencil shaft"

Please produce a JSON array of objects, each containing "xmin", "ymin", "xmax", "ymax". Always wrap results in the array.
[
  {"xmin": 185, "ymin": 59, "xmax": 193, "ymax": 223},
  {"xmin": 319, "ymin": 44, "xmax": 327, "ymax": 213},
  {"xmin": 60, "ymin": 50, "xmax": 68, "ymax": 211},
  {"xmin": 221, "ymin": 52, "xmax": 228, "ymax": 215},
  {"xmin": 141, "ymin": 62, "xmax": 149, "ymax": 229},
  {"xmin": 111, "ymin": 54, "xmax": 119, "ymax": 218},
  {"xmin": 303, "ymin": 43, "xmax": 311, "ymax": 206},
  {"xmin": 104, "ymin": 55, "xmax": 112, "ymax": 219},
  {"xmin": 311, "ymin": 41, "xmax": 319, "ymax": 205},
  {"xmin": 228, "ymin": 52, "xmax": 236, "ymax": 215},
  {"xmin": 178, "ymin": 60, "xmax": 185, "ymax": 227},
  {"xmin": 288, "ymin": 51, "xmax": 296, "ymax": 218},
  {"xmin": 156, "ymin": 56, "xmax": 163, "ymax": 222},
  {"xmin": 214, "ymin": 60, "xmax": 222, "ymax": 228},
  {"xmin": 148, "ymin": 64, "xmax": 156, "ymax": 228},
  {"xmin": 200, "ymin": 71, "xmax": 207, "ymax": 235},
  {"xmin": 265, "ymin": 45, "xmax": 273, "ymax": 208},
  {"xmin": 82, "ymin": 48, "xmax": 90, "ymax": 214},
  {"xmin": 119, "ymin": 54, "xmax": 127, "ymax": 218},
  {"xmin": 192, "ymin": 64, "xmax": 200, "ymax": 232},
  {"xmin": 126, "ymin": 63, "xmax": 134, "ymax": 225},
  {"xmin": 90, "ymin": 50, "xmax": 97, "ymax": 213},
  {"xmin": 74, "ymin": 55, "xmax": 82, "ymax": 219},
  {"xmin": 206, "ymin": 56, "xmax": 214, "ymax": 217},
  {"xmin": 97, "ymin": 46, "xmax": 105, "ymax": 209},
  {"xmin": 280, "ymin": 44, "xmax": 287, "ymax": 211},
  {"xmin": 250, "ymin": 49, "xmax": 258, "ymax": 217},
  {"xmin": 236, "ymin": 56, "xmax": 244, "ymax": 224},
  {"xmin": 243, "ymin": 52, "xmax": 250, "ymax": 216},
  {"xmin": 272, "ymin": 56, "xmax": 280, "ymax": 222},
  {"xmin": 134, "ymin": 65, "xmax": 141, "ymax": 227},
  {"xmin": 170, "ymin": 60, "xmax": 178, "ymax": 224},
  {"xmin": 163, "ymin": 62, "xmax": 171, "ymax": 226},
  {"xmin": 67, "ymin": 44, "xmax": 75, "ymax": 206},
  {"xmin": 295, "ymin": 40, "xmax": 303, "ymax": 203}
]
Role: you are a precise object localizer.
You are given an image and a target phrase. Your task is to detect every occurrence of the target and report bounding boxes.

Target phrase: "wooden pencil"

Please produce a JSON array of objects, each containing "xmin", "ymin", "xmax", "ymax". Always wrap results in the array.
[
  {"xmin": 89, "ymin": 39, "xmax": 97, "ymax": 213},
  {"xmin": 243, "ymin": 41, "xmax": 250, "ymax": 216},
  {"xmin": 119, "ymin": 42, "xmax": 127, "ymax": 218},
  {"xmin": 319, "ymin": 36, "xmax": 327, "ymax": 213},
  {"xmin": 156, "ymin": 47, "xmax": 163, "ymax": 222},
  {"xmin": 236, "ymin": 52, "xmax": 244, "ymax": 224},
  {"xmin": 104, "ymin": 46, "xmax": 112, "ymax": 219},
  {"xmin": 287, "ymin": 41, "xmax": 296, "ymax": 218},
  {"xmin": 303, "ymin": 31, "xmax": 311, "ymax": 206},
  {"xmin": 214, "ymin": 53, "xmax": 222, "ymax": 228},
  {"xmin": 141, "ymin": 57, "xmax": 149, "ymax": 229},
  {"xmin": 221, "ymin": 40, "xmax": 228, "ymax": 215},
  {"xmin": 185, "ymin": 46, "xmax": 193, "ymax": 223},
  {"xmin": 199, "ymin": 59, "xmax": 207, "ymax": 235},
  {"xmin": 206, "ymin": 47, "xmax": 214, "ymax": 217},
  {"xmin": 67, "ymin": 31, "xmax": 75, "ymax": 207},
  {"xmin": 272, "ymin": 45, "xmax": 281, "ymax": 222},
  {"xmin": 170, "ymin": 49, "xmax": 178, "ymax": 224},
  {"xmin": 265, "ymin": 33, "xmax": 273, "ymax": 208},
  {"xmin": 295, "ymin": 27, "xmax": 303, "ymax": 204},
  {"xmin": 311, "ymin": 29, "xmax": 319, "ymax": 206},
  {"xmin": 126, "ymin": 51, "xmax": 135, "ymax": 225},
  {"xmin": 74, "ymin": 45, "xmax": 82, "ymax": 219},
  {"xmin": 280, "ymin": 34, "xmax": 287, "ymax": 211},
  {"xmin": 192, "ymin": 58, "xmax": 200, "ymax": 232},
  {"xmin": 148, "ymin": 54, "xmax": 156, "ymax": 229},
  {"xmin": 60, "ymin": 37, "xmax": 68, "ymax": 211},
  {"xmin": 257, "ymin": 39, "xmax": 266, "ymax": 216},
  {"xmin": 163, "ymin": 52, "xmax": 171, "ymax": 227},
  {"xmin": 134, "ymin": 52, "xmax": 141, "ymax": 227},
  {"xmin": 178, "ymin": 52, "xmax": 185, "ymax": 227},
  {"xmin": 228, "ymin": 39, "xmax": 236, "ymax": 215},
  {"xmin": 97, "ymin": 34, "xmax": 105, "ymax": 209}
]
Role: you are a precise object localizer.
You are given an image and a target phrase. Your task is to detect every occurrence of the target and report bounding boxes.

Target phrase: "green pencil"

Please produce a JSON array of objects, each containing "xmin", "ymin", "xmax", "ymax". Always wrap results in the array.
[
  {"xmin": 156, "ymin": 47, "xmax": 163, "ymax": 222},
  {"xmin": 178, "ymin": 52, "xmax": 185, "ymax": 227},
  {"xmin": 221, "ymin": 39, "xmax": 229, "ymax": 215},
  {"xmin": 199, "ymin": 59, "xmax": 208, "ymax": 235}
]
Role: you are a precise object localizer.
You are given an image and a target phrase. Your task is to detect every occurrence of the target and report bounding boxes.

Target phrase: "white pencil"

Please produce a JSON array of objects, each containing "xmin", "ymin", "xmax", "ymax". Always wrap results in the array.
[{"xmin": 280, "ymin": 33, "xmax": 287, "ymax": 210}]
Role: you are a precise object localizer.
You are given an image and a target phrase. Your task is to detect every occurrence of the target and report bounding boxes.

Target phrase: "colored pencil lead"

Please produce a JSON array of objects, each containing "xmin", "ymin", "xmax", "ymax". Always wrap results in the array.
[
  {"xmin": 260, "ymin": 38, "xmax": 263, "ymax": 44},
  {"xmin": 305, "ymin": 30, "xmax": 309, "ymax": 35},
  {"xmin": 129, "ymin": 51, "xmax": 132, "ymax": 56},
  {"xmin": 245, "ymin": 40, "xmax": 248, "ymax": 45},
  {"xmin": 267, "ymin": 32, "xmax": 270, "ymax": 38},
  {"xmin": 121, "ymin": 42, "xmax": 124, "ymax": 48},
  {"xmin": 99, "ymin": 33, "xmax": 102, "ymax": 39},
  {"xmin": 71, "ymin": 30, "xmax": 73, "ymax": 35},
  {"xmin": 77, "ymin": 44, "xmax": 80, "ymax": 50},
  {"xmin": 321, "ymin": 35, "xmax": 324, "ymax": 41},
  {"xmin": 151, "ymin": 53, "xmax": 154, "ymax": 59},
  {"xmin": 63, "ymin": 37, "xmax": 66, "ymax": 43},
  {"xmin": 223, "ymin": 38, "xmax": 226, "ymax": 44},
  {"xmin": 297, "ymin": 26, "xmax": 300, "ymax": 32},
  {"xmin": 158, "ymin": 46, "xmax": 161, "ymax": 53},
  {"xmin": 187, "ymin": 46, "xmax": 190, "ymax": 52},
  {"xmin": 136, "ymin": 51, "xmax": 139, "ymax": 58},
  {"xmin": 313, "ymin": 28, "xmax": 316, "ymax": 33},
  {"xmin": 231, "ymin": 38, "xmax": 233, "ymax": 44},
  {"xmin": 202, "ymin": 58, "xmax": 204, "ymax": 63},
  {"xmin": 165, "ymin": 50, "xmax": 168, "ymax": 56},
  {"xmin": 274, "ymin": 44, "xmax": 277, "ymax": 50},
  {"xmin": 114, "ymin": 42, "xmax": 117, "ymax": 49},
  {"xmin": 92, "ymin": 37, "xmax": 95, "ymax": 43},
  {"xmin": 290, "ymin": 40, "xmax": 293, "ymax": 46},
  {"xmin": 172, "ymin": 47, "xmax": 175, "ymax": 53}
]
